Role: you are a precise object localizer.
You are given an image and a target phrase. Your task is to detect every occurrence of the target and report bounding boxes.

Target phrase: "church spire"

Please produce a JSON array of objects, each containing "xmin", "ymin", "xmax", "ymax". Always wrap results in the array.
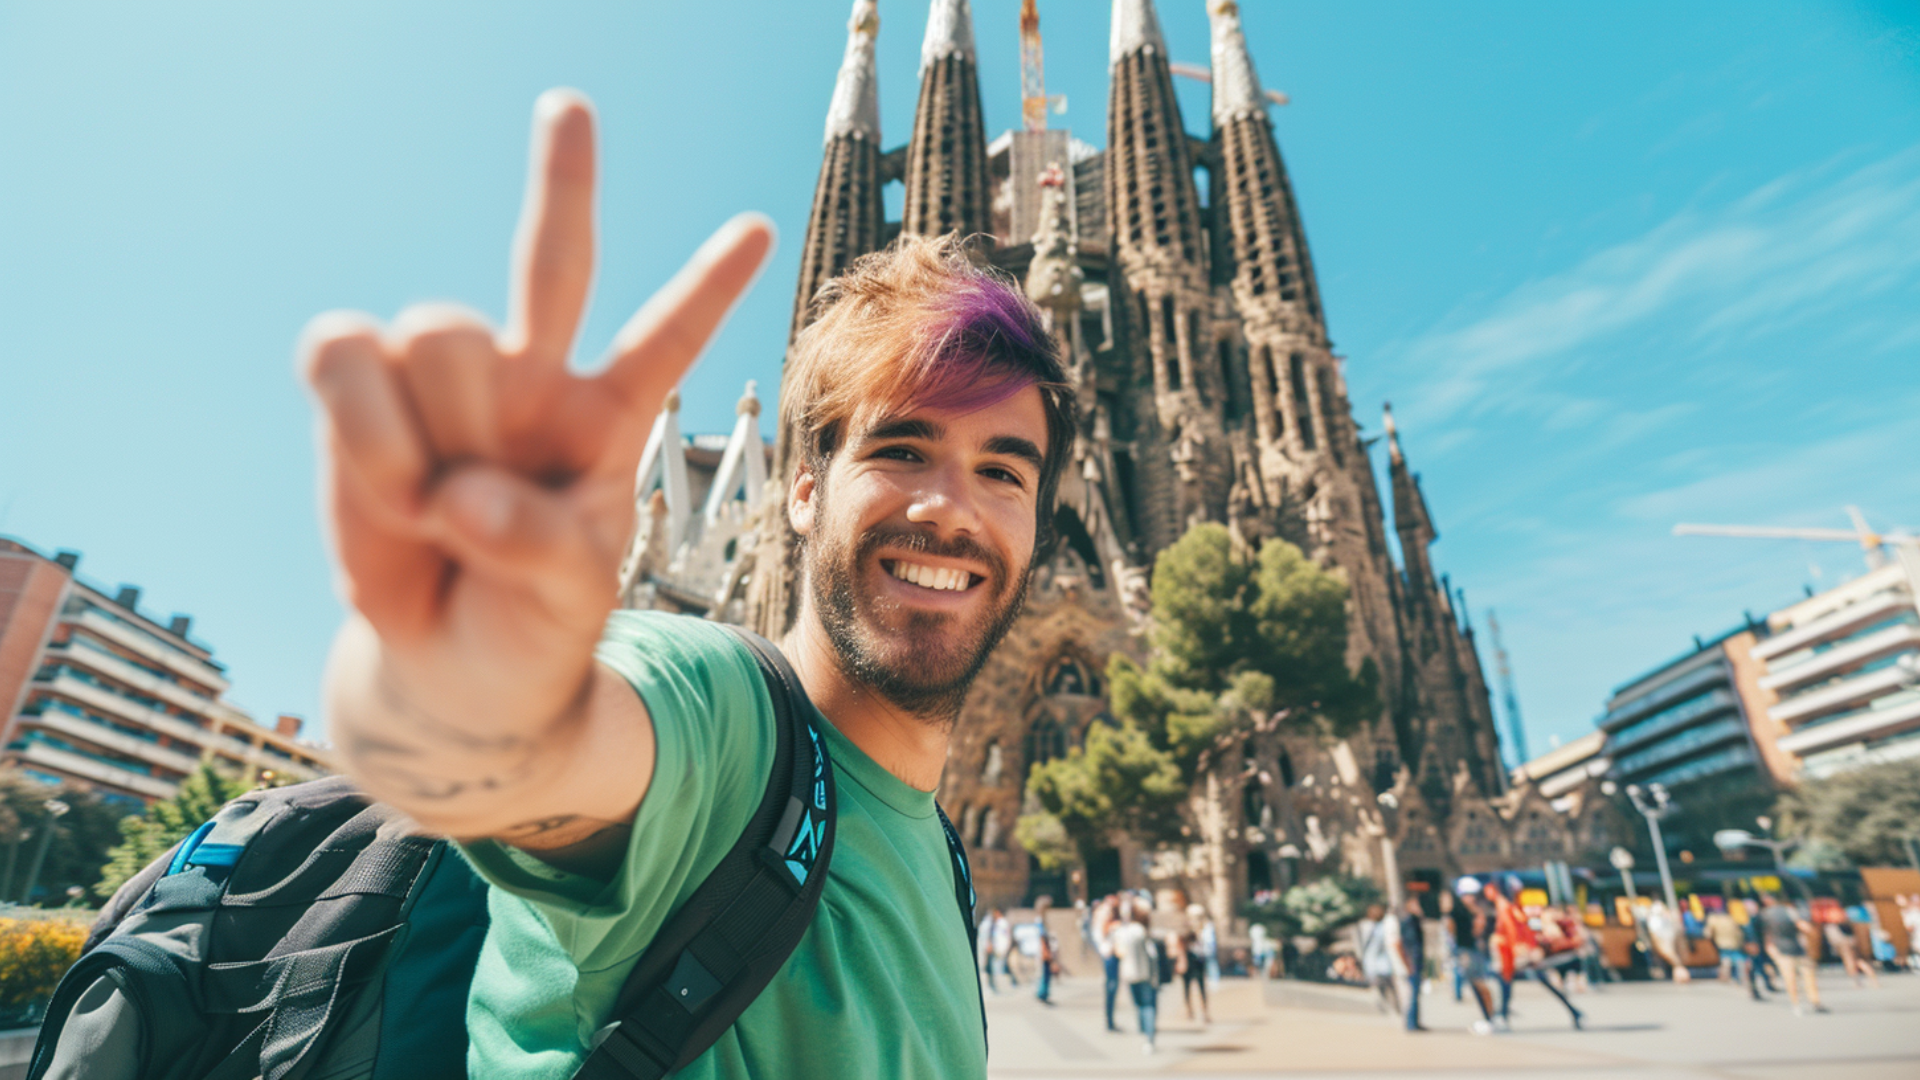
[
  {"xmin": 903, "ymin": 0, "xmax": 990, "ymax": 238},
  {"xmin": 791, "ymin": 0, "xmax": 886, "ymax": 341},
  {"xmin": 1386, "ymin": 406, "xmax": 1439, "ymax": 594},
  {"xmin": 1109, "ymin": 0, "xmax": 1167, "ymax": 66},
  {"xmin": 1207, "ymin": 0, "xmax": 1265, "ymax": 123},
  {"xmin": 824, "ymin": 0, "xmax": 880, "ymax": 144}
]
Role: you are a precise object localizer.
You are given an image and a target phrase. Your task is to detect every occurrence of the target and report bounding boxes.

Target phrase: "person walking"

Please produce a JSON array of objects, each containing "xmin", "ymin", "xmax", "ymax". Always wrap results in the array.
[
  {"xmin": 1032, "ymin": 896, "xmax": 1058, "ymax": 1004},
  {"xmin": 1250, "ymin": 921, "xmax": 1273, "ymax": 979},
  {"xmin": 1736, "ymin": 899, "xmax": 1780, "ymax": 999},
  {"xmin": 1824, "ymin": 913, "xmax": 1878, "ymax": 990},
  {"xmin": 1175, "ymin": 926, "xmax": 1211, "ymax": 1024},
  {"xmin": 1487, "ymin": 881, "xmax": 1583, "ymax": 1030},
  {"xmin": 1645, "ymin": 901, "xmax": 1690, "ymax": 982},
  {"xmin": 1360, "ymin": 902, "xmax": 1401, "ymax": 1017},
  {"xmin": 1394, "ymin": 895, "xmax": 1428, "ymax": 1032},
  {"xmin": 1115, "ymin": 905, "xmax": 1160, "ymax": 1054},
  {"xmin": 1759, "ymin": 892, "xmax": 1826, "ymax": 1015},
  {"xmin": 1707, "ymin": 905, "xmax": 1747, "ymax": 985},
  {"xmin": 1095, "ymin": 895, "xmax": 1123, "ymax": 1032},
  {"xmin": 1451, "ymin": 880, "xmax": 1500, "ymax": 1033}
]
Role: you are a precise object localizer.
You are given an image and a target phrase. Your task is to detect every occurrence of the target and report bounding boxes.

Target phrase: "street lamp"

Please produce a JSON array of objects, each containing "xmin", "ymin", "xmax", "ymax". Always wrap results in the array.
[
  {"xmin": 19, "ymin": 799, "xmax": 69, "ymax": 906},
  {"xmin": 1715, "ymin": 817, "xmax": 1801, "ymax": 898},
  {"xmin": 1375, "ymin": 791, "xmax": 1402, "ymax": 908},
  {"xmin": 1608, "ymin": 845, "xmax": 1638, "ymax": 900},
  {"xmin": 1622, "ymin": 783, "xmax": 1681, "ymax": 914}
]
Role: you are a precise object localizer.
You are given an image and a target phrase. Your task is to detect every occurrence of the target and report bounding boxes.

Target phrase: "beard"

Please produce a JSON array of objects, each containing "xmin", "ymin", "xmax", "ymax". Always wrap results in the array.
[{"xmin": 805, "ymin": 505, "xmax": 1033, "ymax": 725}]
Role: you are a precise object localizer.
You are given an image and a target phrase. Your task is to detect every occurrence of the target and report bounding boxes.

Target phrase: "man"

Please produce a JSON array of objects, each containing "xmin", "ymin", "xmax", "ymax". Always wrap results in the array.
[
  {"xmin": 1114, "ymin": 904, "xmax": 1159, "ymax": 1054},
  {"xmin": 1030, "ymin": 897, "xmax": 1057, "ymax": 1004},
  {"xmin": 1706, "ymin": 903, "xmax": 1746, "ymax": 984},
  {"xmin": 303, "ymin": 91, "xmax": 1074, "ymax": 1078},
  {"xmin": 1359, "ymin": 903, "xmax": 1400, "ymax": 1017},
  {"xmin": 1095, "ymin": 894, "xmax": 1124, "ymax": 1031},
  {"xmin": 1738, "ymin": 898, "xmax": 1781, "ymax": 1000},
  {"xmin": 1394, "ymin": 895, "xmax": 1427, "ymax": 1033},
  {"xmin": 1449, "ymin": 880, "xmax": 1499, "ymax": 1034},
  {"xmin": 1759, "ymin": 893, "xmax": 1826, "ymax": 1015}
]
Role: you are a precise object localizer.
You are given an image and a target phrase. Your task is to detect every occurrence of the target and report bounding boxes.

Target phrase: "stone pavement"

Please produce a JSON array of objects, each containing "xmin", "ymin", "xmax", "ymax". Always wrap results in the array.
[{"xmin": 984, "ymin": 966, "xmax": 1920, "ymax": 1079}]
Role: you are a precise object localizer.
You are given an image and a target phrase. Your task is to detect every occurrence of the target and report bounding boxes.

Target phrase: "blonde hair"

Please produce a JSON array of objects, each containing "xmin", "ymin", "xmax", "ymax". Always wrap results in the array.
[{"xmin": 782, "ymin": 234, "xmax": 1075, "ymax": 545}]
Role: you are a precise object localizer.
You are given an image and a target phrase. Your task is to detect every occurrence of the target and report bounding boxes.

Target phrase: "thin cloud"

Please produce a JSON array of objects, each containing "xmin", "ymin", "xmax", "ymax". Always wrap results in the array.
[{"xmin": 1390, "ymin": 145, "xmax": 1920, "ymax": 430}]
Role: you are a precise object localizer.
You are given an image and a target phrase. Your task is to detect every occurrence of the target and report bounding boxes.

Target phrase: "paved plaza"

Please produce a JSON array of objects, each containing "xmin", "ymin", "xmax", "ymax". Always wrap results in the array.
[{"xmin": 984, "ymin": 966, "xmax": 1920, "ymax": 1080}]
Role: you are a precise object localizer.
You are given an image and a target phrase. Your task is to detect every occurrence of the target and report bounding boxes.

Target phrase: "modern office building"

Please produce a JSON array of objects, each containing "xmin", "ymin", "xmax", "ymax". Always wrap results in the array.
[
  {"xmin": 1596, "ymin": 625, "xmax": 1785, "ymax": 793},
  {"xmin": 1510, "ymin": 731, "xmax": 1610, "ymax": 812},
  {"xmin": 0, "ymin": 538, "xmax": 330, "ymax": 807},
  {"xmin": 1757, "ymin": 561, "xmax": 1920, "ymax": 779}
]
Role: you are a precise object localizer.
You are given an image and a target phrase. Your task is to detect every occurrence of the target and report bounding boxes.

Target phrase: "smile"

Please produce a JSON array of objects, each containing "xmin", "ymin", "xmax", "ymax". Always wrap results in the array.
[{"xmin": 884, "ymin": 559, "xmax": 979, "ymax": 593}]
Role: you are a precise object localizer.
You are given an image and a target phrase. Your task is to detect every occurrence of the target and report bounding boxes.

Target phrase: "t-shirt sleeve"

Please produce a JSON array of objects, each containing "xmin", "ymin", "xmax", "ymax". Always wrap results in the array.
[{"xmin": 458, "ymin": 611, "xmax": 777, "ymax": 973}]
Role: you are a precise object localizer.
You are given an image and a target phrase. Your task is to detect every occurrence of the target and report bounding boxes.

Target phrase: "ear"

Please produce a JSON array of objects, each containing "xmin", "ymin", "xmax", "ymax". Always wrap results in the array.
[{"xmin": 788, "ymin": 463, "xmax": 818, "ymax": 536}]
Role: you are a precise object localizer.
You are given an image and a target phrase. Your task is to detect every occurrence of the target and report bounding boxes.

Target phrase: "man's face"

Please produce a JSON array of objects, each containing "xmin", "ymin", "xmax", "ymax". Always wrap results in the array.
[{"xmin": 791, "ymin": 386, "xmax": 1050, "ymax": 720}]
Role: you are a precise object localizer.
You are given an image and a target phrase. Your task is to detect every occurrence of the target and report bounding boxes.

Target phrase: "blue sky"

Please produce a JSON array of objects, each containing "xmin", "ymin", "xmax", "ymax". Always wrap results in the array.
[{"xmin": 2, "ymin": 1, "xmax": 1916, "ymax": 757}]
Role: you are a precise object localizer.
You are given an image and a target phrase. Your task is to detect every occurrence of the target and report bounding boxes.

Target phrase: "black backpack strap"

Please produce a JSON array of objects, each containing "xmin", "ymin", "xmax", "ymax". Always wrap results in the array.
[
  {"xmin": 572, "ymin": 626, "xmax": 835, "ymax": 1080},
  {"xmin": 936, "ymin": 803, "xmax": 988, "ymax": 1053}
]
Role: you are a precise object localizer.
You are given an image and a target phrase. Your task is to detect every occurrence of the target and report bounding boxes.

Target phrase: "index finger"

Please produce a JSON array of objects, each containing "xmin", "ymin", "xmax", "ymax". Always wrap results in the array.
[
  {"xmin": 503, "ymin": 89, "xmax": 597, "ymax": 368},
  {"xmin": 597, "ymin": 213, "xmax": 775, "ymax": 410}
]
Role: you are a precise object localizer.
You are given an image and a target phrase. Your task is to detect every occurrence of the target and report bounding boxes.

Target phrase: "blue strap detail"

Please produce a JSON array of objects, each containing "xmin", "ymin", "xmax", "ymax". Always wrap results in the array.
[
  {"xmin": 166, "ymin": 820, "xmax": 219, "ymax": 876},
  {"xmin": 186, "ymin": 842, "xmax": 246, "ymax": 868}
]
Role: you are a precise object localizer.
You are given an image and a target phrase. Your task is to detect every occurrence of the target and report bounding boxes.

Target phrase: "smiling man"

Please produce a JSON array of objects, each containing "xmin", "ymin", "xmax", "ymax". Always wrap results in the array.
[{"xmin": 304, "ymin": 91, "xmax": 1071, "ymax": 1079}]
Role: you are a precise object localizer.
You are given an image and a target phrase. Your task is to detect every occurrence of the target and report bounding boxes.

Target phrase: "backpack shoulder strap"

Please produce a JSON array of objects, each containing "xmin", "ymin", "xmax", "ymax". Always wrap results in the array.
[
  {"xmin": 936, "ymin": 803, "xmax": 988, "ymax": 1053},
  {"xmin": 572, "ymin": 625, "xmax": 835, "ymax": 1080}
]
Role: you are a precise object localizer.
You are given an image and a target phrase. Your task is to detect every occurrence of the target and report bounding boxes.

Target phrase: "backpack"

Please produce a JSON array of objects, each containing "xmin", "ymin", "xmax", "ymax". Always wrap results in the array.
[{"xmin": 30, "ymin": 627, "xmax": 982, "ymax": 1080}]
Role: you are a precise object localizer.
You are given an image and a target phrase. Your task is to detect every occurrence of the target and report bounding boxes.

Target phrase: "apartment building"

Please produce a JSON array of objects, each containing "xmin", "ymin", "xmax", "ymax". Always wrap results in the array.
[
  {"xmin": 0, "ymin": 538, "xmax": 330, "ymax": 807},
  {"xmin": 1510, "ymin": 731, "xmax": 1610, "ymax": 812},
  {"xmin": 1596, "ymin": 624, "xmax": 1785, "ymax": 792},
  {"xmin": 1757, "ymin": 561, "xmax": 1920, "ymax": 779}
]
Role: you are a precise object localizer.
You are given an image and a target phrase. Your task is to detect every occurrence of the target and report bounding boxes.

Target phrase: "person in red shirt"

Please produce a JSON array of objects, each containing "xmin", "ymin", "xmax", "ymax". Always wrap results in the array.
[{"xmin": 1485, "ymin": 881, "xmax": 1584, "ymax": 1030}]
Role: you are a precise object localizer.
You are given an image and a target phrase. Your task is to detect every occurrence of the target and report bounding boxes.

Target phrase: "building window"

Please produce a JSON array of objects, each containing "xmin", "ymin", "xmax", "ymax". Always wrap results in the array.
[
  {"xmin": 1315, "ymin": 367, "xmax": 1344, "ymax": 466},
  {"xmin": 1160, "ymin": 297, "xmax": 1182, "ymax": 391},
  {"xmin": 1289, "ymin": 353, "xmax": 1317, "ymax": 450}
]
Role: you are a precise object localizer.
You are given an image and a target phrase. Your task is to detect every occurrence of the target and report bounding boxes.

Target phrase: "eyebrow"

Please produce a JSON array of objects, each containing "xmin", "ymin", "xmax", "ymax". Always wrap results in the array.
[{"xmin": 860, "ymin": 418, "xmax": 1045, "ymax": 471}]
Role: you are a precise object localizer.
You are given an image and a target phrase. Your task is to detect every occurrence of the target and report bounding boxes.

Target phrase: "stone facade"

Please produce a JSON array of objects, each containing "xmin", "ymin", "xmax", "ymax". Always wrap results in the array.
[{"xmin": 628, "ymin": 0, "xmax": 1577, "ymax": 923}]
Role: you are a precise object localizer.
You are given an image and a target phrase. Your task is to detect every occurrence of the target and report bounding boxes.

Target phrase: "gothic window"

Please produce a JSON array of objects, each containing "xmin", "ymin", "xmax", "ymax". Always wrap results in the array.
[
  {"xmin": 1188, "ymin": 312, "xmax": 1209, "ymax": 405},
  {"xmin": 1024, "ymin": 713, "xmax": 1069, "ymax": 771},
  {"xmin": 1219, "ymin": 339, "xmax": 1245, "ymax": 421},
  {"xmin": 1288, "ymin": 353, "xmax": 1317, "ymax": 450},
  {"xmin": 1315, "ymin": 367, "xmax": 1345, "ymax": 466},
  {"xmin": 1262, "ymin": 348, "xmax": 1284, "ymax": 439},
  {"xmin": 1277, "ymin": 747, "xmax": 1296, "ymax": 788},
  {"xmin": 1046, "ymin": 658, "xmax": 1093, "ymax": 697},
  {"xmin": 980, "ymin": 740, "xmax": 1004, "ymax": 787},
  {"xmin": 1159, "ymin": 297, "xmax": 1182, "ymax": 391}
]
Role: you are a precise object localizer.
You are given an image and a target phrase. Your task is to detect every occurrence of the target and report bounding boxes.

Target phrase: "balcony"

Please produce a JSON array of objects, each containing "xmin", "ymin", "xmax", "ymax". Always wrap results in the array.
[
  {"xmin": 50, "ymin": 640, "xmax": 224, "ymax": 724},
  {"xmin": 1599, "ymin": 661, "xmax": 1730, "ymax": 732},
  {"xmin": 1752, "ymin": 590, "xmax": 1910, "ymax": 662},
  {"xmin": 1613, "ymin": 715, "xmax": 1750, "ymax": 778},
  {"xmin": 1608, "ymin": 687, "xmax": 1739, "ymax": 755},
  {"xmin": 39, "ymin": 674, "xmax": 259, "ymax": 762},
  {"xmin": 21, "ymin": 709, "xmax": 202, "ymax": 777},
  {"xmin": 72, "ymin": 609, "xmax": 230, "ymax": 695},
  {"xmin": 9, "ymin": 742, "xmax": 175, "ymax": 800},
  {"xmin": 1777, "ymin": 695, "xmax": 1920, "ymax": 758},
  {"xmin": 1760, "ymin": 623, "xmax": 1920, "ymax": 693},
  {"xmin": 1770, "ymin": 659, "xmax": 1917, "ymax": 725}
]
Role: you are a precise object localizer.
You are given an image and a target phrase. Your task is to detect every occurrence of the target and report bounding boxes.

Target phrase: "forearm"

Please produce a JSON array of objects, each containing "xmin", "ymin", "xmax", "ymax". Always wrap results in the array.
[{"xmin": 324, "ymin": 616, "xmax": 653, "ymax": 847}]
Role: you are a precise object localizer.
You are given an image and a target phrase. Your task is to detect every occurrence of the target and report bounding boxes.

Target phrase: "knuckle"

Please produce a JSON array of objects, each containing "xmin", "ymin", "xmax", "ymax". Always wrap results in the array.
[{"xmin": 388, "ymin": 303, "xmax": 498, "ymax": 357}]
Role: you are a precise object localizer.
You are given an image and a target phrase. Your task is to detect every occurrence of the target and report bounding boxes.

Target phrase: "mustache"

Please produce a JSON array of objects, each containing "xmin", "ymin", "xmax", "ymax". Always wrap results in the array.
[{"xmin": 856, "ymin": 525, "xmax": 1009, "ymax": 586}]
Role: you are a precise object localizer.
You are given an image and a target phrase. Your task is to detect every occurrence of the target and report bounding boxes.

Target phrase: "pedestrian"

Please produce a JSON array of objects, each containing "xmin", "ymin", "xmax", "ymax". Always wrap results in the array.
[
  {"xmin": 1486, "ymin": 881, "xmax": 1583, "ymax": 1031},
  {"xmin": 1200, "ymin": 910, "xmax": 1221, "ymax": 987},
  {"xmin": 1440, "ymin": 890, "xmax": 1466, "ymax": 1002},
  {"xmin": 993, "ymin": 908, "xmax": 1020, "ymax": 990},
  {"xmin": 1645, "ymin": 901, "xmax": 1690, "ymax": 982},
  {"xmin": 1758, "ymin": 892, "xmax": 1826, "ymax": 1015},
  {"xmin": 1359, "ymin": 902, "xmax": 1401, "ymax": 1016},
  {"xmin": 1736, "ymin": 898, "xmax": 1780, "ymax": 999},
  {"xmin": 1032, "ymin": 896, "xmax": 1058, "ymax": 1004},
  {"xmin": 1115, "ymin": 904, "xmax": 1161, "ymax": 1054},
  {"xmin": 1823, "ymin": 913, "xmax": 1878, "ymax": 990},
  {"xmin": 1706, "ymin": 904, "xmax": 1746, "ymax": 984},
  {"xmin": 1395, "ymin": 895, "xmax": 1428, "ymax": 1032},
  {"xmin": 982, "ymin": 908, "xmax": 1013, "ymax": 993},
  {"xmin": 303, "ymin": 88, "xmax": 1079, "ymax": 1077},
  {"xmin": 1095, "ymin": 895, "xmax": 1123, "ymax": 1031},
  {"xmin": 1175, "ymin": 925, "xmax": 1211, "ymax": 1024},
  {"xmin": 1450, "ymin": 879, "xmax": 1500, "ymax": 1033},
  {"xmin": 1902, "ymin": 895, "xmax": 1920, "ymax": 971},
  {"xmin": 1250, "ymin": 921, "xmax": 1273, "ymax": 979}
]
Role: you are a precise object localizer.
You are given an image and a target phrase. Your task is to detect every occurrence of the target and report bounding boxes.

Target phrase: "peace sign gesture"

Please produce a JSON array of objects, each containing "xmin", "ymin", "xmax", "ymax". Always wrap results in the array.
[{"xmin": 303, "ymin": 91, "xmax": 772, "ymax": 842}]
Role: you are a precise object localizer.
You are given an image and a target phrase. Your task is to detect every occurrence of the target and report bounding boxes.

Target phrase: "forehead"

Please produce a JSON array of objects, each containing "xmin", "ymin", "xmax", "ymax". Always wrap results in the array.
[{"xmin": 848, "ymin": 383, "xmax": 1049, "ymax": 448}]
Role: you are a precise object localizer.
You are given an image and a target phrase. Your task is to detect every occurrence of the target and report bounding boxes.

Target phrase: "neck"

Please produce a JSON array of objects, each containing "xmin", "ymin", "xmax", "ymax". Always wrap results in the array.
[{"xmin": 784, "ymin": 601, "xmax": 954, "ymax": 792}]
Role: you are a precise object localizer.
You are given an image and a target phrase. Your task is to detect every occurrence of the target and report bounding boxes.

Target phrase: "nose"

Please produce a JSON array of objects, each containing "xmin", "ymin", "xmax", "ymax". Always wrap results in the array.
[{"xmin": 903, "ymin": 459, "xmax": 983, "ymax": 537}]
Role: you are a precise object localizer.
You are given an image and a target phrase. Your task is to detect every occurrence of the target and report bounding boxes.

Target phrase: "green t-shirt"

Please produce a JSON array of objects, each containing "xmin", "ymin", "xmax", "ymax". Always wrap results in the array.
[{"xmin": 459, "ymin": 612, "xmax": 986, "ymax": 1079}]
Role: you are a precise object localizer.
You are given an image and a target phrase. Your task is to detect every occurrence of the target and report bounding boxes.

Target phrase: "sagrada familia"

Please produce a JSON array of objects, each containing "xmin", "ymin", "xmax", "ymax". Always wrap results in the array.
[{"xmin": 620, "ymin": 0, "xmax": 1604, "ymax": 919}]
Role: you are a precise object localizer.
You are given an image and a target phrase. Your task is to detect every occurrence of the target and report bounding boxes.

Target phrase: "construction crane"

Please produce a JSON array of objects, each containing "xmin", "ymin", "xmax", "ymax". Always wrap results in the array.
[
  {"xmin": 1484, "ymin": 610, "xmax": 1530, "ymax": 768},
  {"xmin": 1168, "ymin": 61, "xmax": 1291, "ymax": 106},
  {"xmin": 1673, "ymin": 505, "xmax": 1920, "ymax": 616},
  {"xmin": 1019, "ymin": 0, "xmax": 1067, "ymax": 132}
]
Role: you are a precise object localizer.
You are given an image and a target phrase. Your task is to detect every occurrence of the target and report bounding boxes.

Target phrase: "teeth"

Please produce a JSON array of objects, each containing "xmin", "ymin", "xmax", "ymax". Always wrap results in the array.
[{"xmin": 889, "ymin": 561, "xmax": 969, "ymax": 592}]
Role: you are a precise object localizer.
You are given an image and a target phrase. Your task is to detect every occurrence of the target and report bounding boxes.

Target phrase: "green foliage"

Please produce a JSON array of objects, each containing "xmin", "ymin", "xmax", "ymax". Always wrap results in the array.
[
  {"xmin": 97, "ymin": 761, "xmax": 246, "ymax": 900},
  {"xmin": 1240, "ymin": 895, "xmax": 1301, "ymax": 939},
  {"xmin": 1017, "ymin": 522, "xmax": 1374, "ymax": 865},
  {"xmin": 1281, "ymin": 875, "xmax": 1380, "ymax": 945},
  {"xmin": 0, "ymin": 772, "xmax": 130, "ymax": 906},
  {"xmin": 1013, "ymin": 811, "xmax": 1075, "ymax": 872},
  {"xmin": 1777, "ymin": 758, "xmax": 1920, "ymax": 868}
]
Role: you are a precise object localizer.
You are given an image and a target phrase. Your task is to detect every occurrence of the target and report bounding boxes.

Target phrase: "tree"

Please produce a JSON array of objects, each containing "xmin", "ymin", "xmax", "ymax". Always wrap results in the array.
[
  {"xmin": 1021, "ymin": 523, "xmax": 1376, "ymax": 915},
  {"xmin": 1776, "ymin": 758, "xmax": 1920, "ymax": 868},
  {"xmin": 97, "ymin": 761, "xmax": 247, "ymax": 900},
  {"xmin": 0, "ymin": 772, "xmax": 129, "ymax": 906}
]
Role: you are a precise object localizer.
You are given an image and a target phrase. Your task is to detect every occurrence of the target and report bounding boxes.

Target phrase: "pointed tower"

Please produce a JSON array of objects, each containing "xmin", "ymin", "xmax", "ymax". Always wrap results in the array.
[
  {"xmin": 1107, "ymin": 0, "xmax": 1228, "ymax": 550},
  {"xmin": 1384, "ymin": 404, "xmax": 1438, "ymax": 602},
  {"xmin": 752, "ymin": 0, "xmax": 886, "ymax": 639},
  {"xmin": 791, "ymin": 0, "xmax": 886, "ymax": 340},
  {"xmin": 902, "ymin": 0, "xmax": 991, "ymax": 239}
]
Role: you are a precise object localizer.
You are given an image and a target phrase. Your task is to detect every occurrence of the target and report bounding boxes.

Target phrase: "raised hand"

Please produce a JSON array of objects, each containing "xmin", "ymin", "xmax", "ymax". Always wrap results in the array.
[{"xmin": 302, "ymin": 90, "xmax": 772, "ymax": 839}]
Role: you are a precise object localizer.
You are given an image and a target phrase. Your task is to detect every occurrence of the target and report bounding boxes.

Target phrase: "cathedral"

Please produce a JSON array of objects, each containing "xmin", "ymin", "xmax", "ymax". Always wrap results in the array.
[{"xmin": 623, "ymin": 0, "xmax": 1592, "ymax": 921}]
